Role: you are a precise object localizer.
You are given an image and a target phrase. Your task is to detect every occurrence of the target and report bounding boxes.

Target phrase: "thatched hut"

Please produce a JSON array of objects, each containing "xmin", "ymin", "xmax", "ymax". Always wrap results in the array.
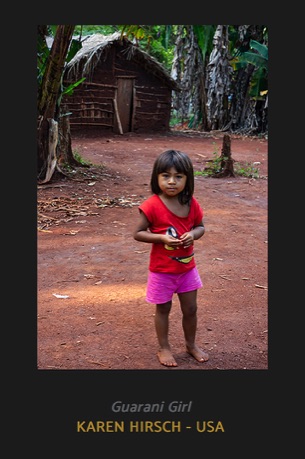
[{"xmin": 63, "ymin": 32, "xmax": 180, "ymax": 135}]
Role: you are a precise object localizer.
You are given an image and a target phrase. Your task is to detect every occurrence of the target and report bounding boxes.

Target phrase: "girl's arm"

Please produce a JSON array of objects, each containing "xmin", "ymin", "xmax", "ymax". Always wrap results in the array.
[{"xmin": 133, "ymin": 211, "xmax": 183, "ymax": 248}]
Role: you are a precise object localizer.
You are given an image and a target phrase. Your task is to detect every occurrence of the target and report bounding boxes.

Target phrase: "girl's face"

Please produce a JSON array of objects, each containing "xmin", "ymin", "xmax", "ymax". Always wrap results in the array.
[{"xmin": 157, "ymin": 167, "xmax": 187, "ymax": 198}]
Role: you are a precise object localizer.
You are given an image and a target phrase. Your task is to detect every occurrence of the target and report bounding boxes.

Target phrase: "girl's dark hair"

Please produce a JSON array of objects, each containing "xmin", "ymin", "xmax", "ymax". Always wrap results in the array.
[{"xmin": 150, "ymin": 150, "xmax": 194, "ymax": 205}]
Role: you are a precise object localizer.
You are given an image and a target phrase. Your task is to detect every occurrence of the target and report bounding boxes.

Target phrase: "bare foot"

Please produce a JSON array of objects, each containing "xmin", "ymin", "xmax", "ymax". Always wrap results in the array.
[
  {"xmin": 186, "ymin": 345, "xmax": 209, "ymax": 363},
  {"xmin": 157, "ymin": 348, "xmax": 178, "ymax": 367}
]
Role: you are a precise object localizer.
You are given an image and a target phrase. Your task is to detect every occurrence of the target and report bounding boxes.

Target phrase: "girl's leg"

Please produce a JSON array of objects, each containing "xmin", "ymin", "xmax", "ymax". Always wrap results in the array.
[
  {"xmin": 155, "ymin": 301, "xmax": 177, "ymax": 367},
  {"xmin": 178, "ymin": 290, "xmax": 209, "ymax": 362}
]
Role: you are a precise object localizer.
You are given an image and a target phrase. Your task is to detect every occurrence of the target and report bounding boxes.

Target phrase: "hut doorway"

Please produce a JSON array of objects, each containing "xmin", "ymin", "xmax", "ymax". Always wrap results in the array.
[{"xmin": 114, "ymin": 77, "xmax": 135, "ymax": 134}]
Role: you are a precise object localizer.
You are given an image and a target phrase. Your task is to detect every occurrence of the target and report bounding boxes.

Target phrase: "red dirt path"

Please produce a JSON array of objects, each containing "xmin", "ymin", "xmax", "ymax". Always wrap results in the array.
[{"xmin": 37, "ymin": 130, "xmax": 268, "ymax": 370}]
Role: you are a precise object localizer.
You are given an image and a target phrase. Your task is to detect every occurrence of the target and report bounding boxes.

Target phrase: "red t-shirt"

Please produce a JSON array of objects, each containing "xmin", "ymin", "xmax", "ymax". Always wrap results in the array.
[{"xmin": 138, "ymin": 194, "xmax": 204, "ymax": 273}]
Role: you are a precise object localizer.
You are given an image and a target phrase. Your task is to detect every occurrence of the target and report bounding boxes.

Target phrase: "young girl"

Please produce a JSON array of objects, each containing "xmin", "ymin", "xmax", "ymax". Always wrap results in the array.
[{"xmin": 133, "ymin": 149, "xmax": 209, "ymax": 367}]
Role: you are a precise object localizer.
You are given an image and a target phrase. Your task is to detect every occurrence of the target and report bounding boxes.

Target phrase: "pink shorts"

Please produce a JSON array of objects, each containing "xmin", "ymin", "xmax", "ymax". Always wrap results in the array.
[{"xmin": 146, "ymin": 267, "xmax": 203, "ymax": 304}]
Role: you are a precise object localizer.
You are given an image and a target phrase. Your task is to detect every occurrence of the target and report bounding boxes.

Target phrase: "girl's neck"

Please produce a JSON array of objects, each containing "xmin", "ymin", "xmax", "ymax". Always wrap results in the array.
[
  {"xmin": 158, "ymin": 193, "xmax": 189, "ymax": 217},
  {"xmin": 159, "ymin": 193, "xmax": 179, "ymax": 203}
]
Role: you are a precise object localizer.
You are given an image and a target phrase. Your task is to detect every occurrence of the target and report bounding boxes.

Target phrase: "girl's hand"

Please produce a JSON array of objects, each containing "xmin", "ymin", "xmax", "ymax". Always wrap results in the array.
[
  {"xmin": 179, "ymin": 232, "xmax": 194, "ymax": 248},
  {"xmin": 161, "ymin": 234, "xmax": 183, "ymax": 248}
]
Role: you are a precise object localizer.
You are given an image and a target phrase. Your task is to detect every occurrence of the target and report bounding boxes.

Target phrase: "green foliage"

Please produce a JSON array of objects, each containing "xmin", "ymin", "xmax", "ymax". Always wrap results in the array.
[
  {"xmin": 120, "ymin": 25, "xmax": 176, "ymax": 71},
  {"xmin": 169, "ymin": 113, "xmax": 181, "ymax": 127},
  {"xmin": 194, "ymin": 144, "xmax": 260, "ymax": 178},
  {"xmin": 146, "ymin": 39, "xmax": 174, "ymax": 71},
  {"xmin": 234, "ymin": 162, "xmax": 259, "ymax": 178},
  {"xmin": 62, "ymin": 78, "xmax": 86, "ymax": 96},
  {"xmin": 73, "ymin": 151, "xmax": 92, "ymax": 166},
  {"xmin": 249, "ymin": 39, "xmax": 268, "ymax": 60},
  {"xmin": 120, "ymin": 25, "xmax": 146, "ymax": 41},
  {"xmin": 194, "ymin": 148, "xmax": 222, "ymax": 176},
  {"xmin": 37, "ymin": 27, "xmax": 87, "ymax": 113},
  {"xmin": 232, "ymin": 38, "xmax": 268, "ymax": 100},
  {"xmin": 238, "ymin": 40, "xmax": 268, "ymax": 72},
  {"xmin": 193, "ymin": 25, "xmax": 215, "ymax": 57},
  {"xmin": 145, "ymin": 26, "xmax": 176, "ymax": 70},
  {"xmin": 74, "ymin": 25, "xmax": 117, "ymax": 36}
]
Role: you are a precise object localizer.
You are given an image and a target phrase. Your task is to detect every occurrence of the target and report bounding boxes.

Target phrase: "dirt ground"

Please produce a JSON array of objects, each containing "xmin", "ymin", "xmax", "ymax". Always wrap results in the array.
[{"xmin": 37, "ymin": 129, "xmax": 268, "ymax": 370}]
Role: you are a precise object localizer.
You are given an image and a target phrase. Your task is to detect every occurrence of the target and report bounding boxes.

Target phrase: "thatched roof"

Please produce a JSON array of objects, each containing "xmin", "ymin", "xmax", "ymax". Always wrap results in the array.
[{"xmin": 64, "ymin": 32, "xmax": 180, "ymax": 91}]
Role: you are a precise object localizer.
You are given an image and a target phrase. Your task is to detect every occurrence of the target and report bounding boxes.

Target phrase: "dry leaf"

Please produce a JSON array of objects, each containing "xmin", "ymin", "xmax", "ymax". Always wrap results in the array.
[
  {"xmin": 52, "ymin": 293, "xmax": 69, "ymax": 299},
  {"xmin": 255, "ymin": 284, "xmax": 267, "ymax": 289}
]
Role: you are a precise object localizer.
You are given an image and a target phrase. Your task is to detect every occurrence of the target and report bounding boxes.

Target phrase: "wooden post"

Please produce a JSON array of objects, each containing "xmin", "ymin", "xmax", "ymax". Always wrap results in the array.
[{"xmin": 113, "ymin": 98, "xmax": 123, "ymax": 135}]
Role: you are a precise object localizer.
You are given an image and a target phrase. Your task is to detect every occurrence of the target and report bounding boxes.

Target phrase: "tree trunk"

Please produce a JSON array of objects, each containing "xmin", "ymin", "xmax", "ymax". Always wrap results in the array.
[
  {"xmin": 38, "ymin": 119, "xmax": 58, "ymax": 184},
  {"xmin": 228, "ymin": 24, "xmax": 267, "ymax": 134},
  {"xmin": 37, "ymin": 25, "xmax": 75, "ymax": 183},
  {"xmin": 171, "ymin": 25, "xmax": 208, "ymax": 129},
  {"xmin": 206, "ymin": 25, "xmax": 233, "ymax": 131},
  {"xmin": 215, "ymin": 133, "xmax": 235, "ymax": 177},
  {"xmin": 56, "ymin": 105, "xmax": 79, "ymax": 167}
]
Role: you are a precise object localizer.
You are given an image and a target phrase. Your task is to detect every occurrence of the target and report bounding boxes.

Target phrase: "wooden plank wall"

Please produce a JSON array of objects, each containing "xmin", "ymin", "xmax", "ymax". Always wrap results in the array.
[{"xmin": 63, "ymin": 45, "xmax": 172, "ymax": 133}]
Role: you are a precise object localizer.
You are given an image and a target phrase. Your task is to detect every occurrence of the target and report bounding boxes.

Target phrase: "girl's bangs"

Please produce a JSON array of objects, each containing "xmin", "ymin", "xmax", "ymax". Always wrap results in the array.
[{"xmin": 157, "ymin": 153, "xmax": 187, "ymax": 174}]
